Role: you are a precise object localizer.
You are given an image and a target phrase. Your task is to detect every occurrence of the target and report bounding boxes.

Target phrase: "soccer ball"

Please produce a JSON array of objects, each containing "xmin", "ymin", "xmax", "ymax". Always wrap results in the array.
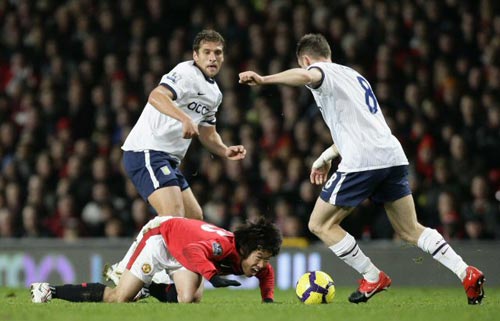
[{"xmin": 295, "ymin": 271, "xmax": 335, "ymax": 304}]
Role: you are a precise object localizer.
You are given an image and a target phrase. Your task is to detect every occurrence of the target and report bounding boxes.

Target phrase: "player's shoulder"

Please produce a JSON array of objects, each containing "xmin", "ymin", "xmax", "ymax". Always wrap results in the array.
[
  {"xmin": 308, "ymin": 61, "xmax": 347, "ymax": 78},
  {"xmin": 317, "ymin": 62, "xmax": 351, "ymax": 73},
  {"xmin": 170, "ymin": 60, "xmax": 198, "ymax": 76}
]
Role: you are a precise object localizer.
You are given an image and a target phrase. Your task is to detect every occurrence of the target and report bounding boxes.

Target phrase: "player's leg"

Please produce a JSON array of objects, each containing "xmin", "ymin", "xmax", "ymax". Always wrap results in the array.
[
  {"xmin": 103, "ymin": 269, "xmax": 145, "ymax": 302},
  {"xmin": 104, "ymin": 216, "xmax": 171, "ymax": 285},
  {"xmin": 145, "ymin": 180, "xmax": 202, "ymax": 302},
  {"xmin": 148, "ymin": 185, "xmax": 185, "ymax": 216},
  {"xmin": 146, "ymin": 282, "xmax": 178, "ymax": 302},
  {"xmin": 315, "ymin": 170, "xmax": 392, "ymax": 303},
  {"xmin": 120, "ymin": 233, "xmax": 180, "ymax": 302},
  {"xmin": 123, "ymin": 150, "xmax": 186, "ymax": 217},
  {"xmin": 385, "ymin": 194, "xmax": 485, "ymax": 304},
  {"xmin": 308, "ymin": 197, "xmax": 353, "ymax": 244},
  {"xmin": 309, "ymin": 198, "xmax": 390, "ymax": 303},
  {"xmin": 181, "ymin": 187, "xmax": 203, "ymax": 220},
  {"xmin": 172, "ymin": 269, "xmax": 204, "ymax": 303},
  {"xmin": 31, "ymin": 282, "xmax": 108, "ymax": 303},
  {"xmin": 383, "ymin": 194, "xmax": 424, "ymax": 244}
]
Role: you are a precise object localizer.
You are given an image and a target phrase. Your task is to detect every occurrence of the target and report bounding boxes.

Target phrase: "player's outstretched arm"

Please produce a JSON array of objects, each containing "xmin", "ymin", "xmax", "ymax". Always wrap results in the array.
[
  {"xmin": 310, "ymin": 145, "xmax": 340, "ymax": 185},
  {"xmin": 239, "ymin": 68, "xmax": 322, "ymax": 87}
]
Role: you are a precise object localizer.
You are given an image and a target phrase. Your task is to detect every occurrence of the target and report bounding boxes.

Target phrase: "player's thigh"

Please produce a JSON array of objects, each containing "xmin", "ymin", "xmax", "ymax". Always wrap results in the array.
[
  {"xmin": 309, "ymin": 197, "xmax": 353, "ymax": 227},
  {"xmin": 172, "ymin": 269, "xmax": 203, "ymax": 303},
  {"xmin": 384, "ymin": 194, "xmax": 424, "ymax": 243},
  {"xmin": 126, "ymin": 235, "xmax": 173, "ymax": 289},
  {"xmin": 181, "ymin": 187, "xmax": 203, "ymax": 220},
  {"xmin": 148, "ymin": 185, "xmax": 185, "ymax": 216},
  {"xmin": 313, "ymin": 169, "xmax": 365, "ymax": 229},
  {"xmin": 104, "ymin": 269, "xmax": 144, "ymax": 302},
  {"xmin": 309, "ymin": 197, "xmax": 354, "ymax": 243}
]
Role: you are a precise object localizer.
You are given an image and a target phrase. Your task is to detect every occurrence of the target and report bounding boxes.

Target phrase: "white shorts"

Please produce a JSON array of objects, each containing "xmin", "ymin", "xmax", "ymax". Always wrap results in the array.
[{"xmin": 126, "ymin": 217, "xmax": 185, "ymax": 285}]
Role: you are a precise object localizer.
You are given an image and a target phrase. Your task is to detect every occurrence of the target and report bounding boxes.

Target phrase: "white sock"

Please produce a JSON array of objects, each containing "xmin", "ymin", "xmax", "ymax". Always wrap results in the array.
[
  {"xmin": 329, "ymin": 233, "xmax": 380, "ymax": 282},
  {"xmin": 417, "ymin": 228, "xmax": 468, "ymax": 280}
]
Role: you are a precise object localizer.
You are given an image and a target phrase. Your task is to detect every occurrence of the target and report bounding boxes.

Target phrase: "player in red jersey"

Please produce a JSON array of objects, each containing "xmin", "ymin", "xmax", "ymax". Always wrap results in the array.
[{"xmin": 31, "ymin": 217, "xmax": 282, "ymax": 303}]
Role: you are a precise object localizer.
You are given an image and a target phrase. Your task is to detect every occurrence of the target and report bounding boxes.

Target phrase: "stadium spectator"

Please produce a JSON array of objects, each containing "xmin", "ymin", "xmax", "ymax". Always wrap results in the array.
[
  {"xmin": 20, "ymin": 204, "xmax": 49, "ymax": 238},
  {"xmin": 436, "ymin": 191, "xmax": 464, "ymax": 240},
  {"xmin": 462, "ymin": 175, "xmax": 500, "ymax": 239},
  {"xmin": 0, "ymin": 0, "xmax": 498, "ymax": 243}
]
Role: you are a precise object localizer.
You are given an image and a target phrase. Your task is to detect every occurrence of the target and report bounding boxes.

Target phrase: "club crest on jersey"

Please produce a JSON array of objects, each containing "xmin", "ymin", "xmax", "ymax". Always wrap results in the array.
[
  {"xmin": 142, "ymin": 263, "xmax": 152, "ymax": 275},
  {"xmin": 166, "ymin": 72, "xmax": 180, "ymax": 83},
  {"xmin": 161, "ymin": 166, "xmax": 171, "ymax": 175},
  {"xmin": 212, "ymin": 242, "xmax": 223, "ymax": 256}
]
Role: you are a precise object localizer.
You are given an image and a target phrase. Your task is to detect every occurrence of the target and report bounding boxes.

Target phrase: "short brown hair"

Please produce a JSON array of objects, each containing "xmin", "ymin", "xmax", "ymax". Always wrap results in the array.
[
  {"xmin": 296, "ymin": 33, "xmax": 331, "ymax": 59},
  {"xmin": 192, "ymin": 29, "xmax": 225, "ymax": 52}
]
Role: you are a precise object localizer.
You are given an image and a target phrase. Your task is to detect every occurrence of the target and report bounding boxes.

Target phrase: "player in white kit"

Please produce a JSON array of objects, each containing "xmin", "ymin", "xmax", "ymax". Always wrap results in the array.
[
  {"xmin": 239, "ymin": 33, "xmax": 484, "ymax": 305},
  {"xmin": 106, "ymin": 30, "xmax": 246, "ymax": 299},
  {"xmin": 122, "ymin": 29, "xmax": 245, "ymax": 220}
]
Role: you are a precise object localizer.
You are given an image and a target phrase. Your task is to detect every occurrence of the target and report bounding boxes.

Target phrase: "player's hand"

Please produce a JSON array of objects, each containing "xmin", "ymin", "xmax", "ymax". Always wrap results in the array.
[
  {"xmin": 239, "ymin": 71, "xmax": 264, "ymax": 86},
  {"xmin": 209, "ymin": 275, "xmax": 241, "ymax": 288},
  {"xmin": 225, "ymin": 145, "xmax": 246, "ymax": 160},
  {"xmin": 310, "ymin": 161, "xmax": 332, "ymax": 185},
  {"xmin": 181, "ymin": 118, "xmax": 199, "ymax": 139}
]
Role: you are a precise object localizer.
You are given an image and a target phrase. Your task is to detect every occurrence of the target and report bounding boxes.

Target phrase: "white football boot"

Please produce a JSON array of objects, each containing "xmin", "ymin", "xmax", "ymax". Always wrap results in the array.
[
  {"xmin": 103, "ymin": 262, "xmax": 123, "ymax": 285},
  {"xmin": 31, "ymin": 282, "xmax": 52, "ymax": 303}
]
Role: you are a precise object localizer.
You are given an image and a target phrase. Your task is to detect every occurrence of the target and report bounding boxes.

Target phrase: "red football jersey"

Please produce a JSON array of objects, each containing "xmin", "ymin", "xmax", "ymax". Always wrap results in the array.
[{"xmin": 159, "ymin": 217, "xmax": 275, "ymax": 300}]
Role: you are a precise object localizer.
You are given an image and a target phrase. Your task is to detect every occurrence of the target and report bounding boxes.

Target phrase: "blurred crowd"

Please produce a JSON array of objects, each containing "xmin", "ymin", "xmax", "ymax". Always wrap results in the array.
[{"xmin": 0, "ymin": 0, "xmax": 499, "ymax": 242}]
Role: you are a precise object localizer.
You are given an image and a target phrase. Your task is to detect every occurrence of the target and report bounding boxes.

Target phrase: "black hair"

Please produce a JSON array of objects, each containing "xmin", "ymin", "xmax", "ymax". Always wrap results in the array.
[
  {"xmin": 296, "ymin": 33, "xmax": 331, "ymax": 59},
  {"xmin": 192, "ymin": 29, "xmax": 225, "ymax": 52},
  {"xmin": 234, "ymin": 217, "xmax": 282, "ymax": 259}
]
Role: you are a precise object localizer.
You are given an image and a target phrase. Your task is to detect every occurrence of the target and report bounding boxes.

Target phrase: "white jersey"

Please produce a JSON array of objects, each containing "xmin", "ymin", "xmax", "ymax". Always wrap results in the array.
[
  {"xmin": 122, "ymin": 61, "xmax": 223, "ymax": 163},
  {"xmin": 307, "ymin": 62, "xmax": 408, "ymax": 172}
]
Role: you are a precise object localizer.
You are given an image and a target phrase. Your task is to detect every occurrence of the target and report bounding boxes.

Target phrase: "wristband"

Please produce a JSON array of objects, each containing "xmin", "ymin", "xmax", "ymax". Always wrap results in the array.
[{"xmin": 312, "ymin": 145, "xmax": 339, "ymax": 169}]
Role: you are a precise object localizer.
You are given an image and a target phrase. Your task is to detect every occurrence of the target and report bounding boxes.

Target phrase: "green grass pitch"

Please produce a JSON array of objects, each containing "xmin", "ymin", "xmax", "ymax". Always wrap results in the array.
[{"xmin": 2, "ymin": 286, "xmax": 499, "ymax": 321}]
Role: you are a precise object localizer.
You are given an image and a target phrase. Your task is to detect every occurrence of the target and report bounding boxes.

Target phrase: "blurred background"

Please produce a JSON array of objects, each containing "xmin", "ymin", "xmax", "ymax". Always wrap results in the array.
[{"xmin": 0, "ymin": 0, "xmax": 499, "ymax": 247}]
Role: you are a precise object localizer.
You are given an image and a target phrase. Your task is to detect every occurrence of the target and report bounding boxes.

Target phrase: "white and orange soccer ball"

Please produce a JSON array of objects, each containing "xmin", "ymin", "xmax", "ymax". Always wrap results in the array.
[{"xmin": 295, "ymin": 271, "xmax": 336, "ymax": 304}]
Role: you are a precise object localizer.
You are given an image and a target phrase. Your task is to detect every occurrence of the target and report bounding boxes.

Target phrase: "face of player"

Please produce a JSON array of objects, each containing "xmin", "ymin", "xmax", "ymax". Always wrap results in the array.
[
  {"xmin": 193, "ymin": 41, "xmax": 224, "ymax": 78},
  {"xmin": 240, "ymin": 249, "xmax": 273, "ymax": 277}
]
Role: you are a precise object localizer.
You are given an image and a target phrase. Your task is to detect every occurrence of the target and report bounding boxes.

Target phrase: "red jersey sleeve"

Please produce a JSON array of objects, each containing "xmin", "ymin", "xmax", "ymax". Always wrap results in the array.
[
  {"xmin": 256, "ymin": 263, "xmax": 275, "ymax": 301},
  {"xmin": 181, "ymin": 238, "xmax": 233, "ymax": 280}
]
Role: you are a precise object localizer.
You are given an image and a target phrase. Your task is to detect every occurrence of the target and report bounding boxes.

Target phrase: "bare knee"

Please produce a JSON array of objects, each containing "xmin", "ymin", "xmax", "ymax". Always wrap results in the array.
[
  {"xmin": 115, "ymin": 295, "xmax": 132, "ymax": 303},
  {"xmin": 102, "ymin": 287, "xmax": 132, "ymax": 303},
  {"xmin": 185, "ymin": 206, "xmax": 203, "ymax": 220},
  {"xmin": 103, "ymin": 288, "xmax": 131, "ymax": 303},
  {"xmin": 308, "ymin": 217, "xmax": 341, "ymax": 237},
  {"xmin": 177, "ymin": 291, "xmax": 199, "ymax": 303},
  {"xmin": 308, "ymin": 219, "xmax": 323, "ymax": 236},
  {"xmin": 192, "ymin": 291, "xmax": 202, "ymax": 303}
]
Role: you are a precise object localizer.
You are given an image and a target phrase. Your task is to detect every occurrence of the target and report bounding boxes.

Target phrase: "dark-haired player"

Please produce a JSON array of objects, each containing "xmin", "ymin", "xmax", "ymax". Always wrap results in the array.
[
  {"xmin": 31, "ymin": 217, "xmax": 282, "ymax": 303},
  {"xmin": 112, "ymin": 28, "xmax": 246, "ymax": 296},
  {"xmin": 121, "ymin": 29, "xmax": 245, "ymax": 222},
  {"xmin": 239, "ymin": 33, "xmax": 485, "ymax": 305}
]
